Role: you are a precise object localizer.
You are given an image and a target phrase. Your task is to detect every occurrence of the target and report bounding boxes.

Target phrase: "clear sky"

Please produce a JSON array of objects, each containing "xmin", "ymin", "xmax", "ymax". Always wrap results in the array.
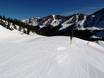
[{"xmin": 0, "ymin": 0, "xmax": 104, "ymax": 19}]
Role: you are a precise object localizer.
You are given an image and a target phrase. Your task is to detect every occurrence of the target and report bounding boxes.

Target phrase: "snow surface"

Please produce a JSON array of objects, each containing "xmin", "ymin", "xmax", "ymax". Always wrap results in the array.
[{"xmin": 0, "ymin": 25, "xmax": 104, "ymax": 78}]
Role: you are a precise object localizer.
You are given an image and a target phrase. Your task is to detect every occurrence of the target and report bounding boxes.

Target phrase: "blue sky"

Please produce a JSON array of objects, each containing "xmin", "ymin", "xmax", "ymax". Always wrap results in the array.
[{"xmin": 0, "ymin": 0, "xmax": 104, "ymax": 19}]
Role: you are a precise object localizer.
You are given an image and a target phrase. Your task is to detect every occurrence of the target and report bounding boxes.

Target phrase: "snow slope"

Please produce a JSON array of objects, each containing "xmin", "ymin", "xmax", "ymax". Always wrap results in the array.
[
  {"xmin": 0, "ymin": 26, "xmax": 104, "ymax": 78},
  {"xmin": 0, "ymin": 25, "xmax": 41, "ymax": 42}
]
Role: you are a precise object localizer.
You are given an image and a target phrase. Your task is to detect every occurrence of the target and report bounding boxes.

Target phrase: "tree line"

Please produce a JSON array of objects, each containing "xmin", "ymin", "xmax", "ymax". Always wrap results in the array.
[{"xmin": 0, "ymin": 15, "xmax": 38, "ymax": 35}]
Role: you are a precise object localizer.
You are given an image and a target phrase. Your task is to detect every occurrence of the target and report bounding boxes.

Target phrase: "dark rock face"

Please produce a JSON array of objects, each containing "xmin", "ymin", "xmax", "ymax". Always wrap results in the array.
[
  {"xmin": 84, "ymin": 8, "xmax": 104, "ymax": 28},
  {"xmin": 84, "ymin": 8, "xmax": 104, "ymax": 40}
]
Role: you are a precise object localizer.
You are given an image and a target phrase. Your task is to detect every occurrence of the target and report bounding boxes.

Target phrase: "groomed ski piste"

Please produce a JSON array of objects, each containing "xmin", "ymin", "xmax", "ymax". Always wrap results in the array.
[{"xmin": 0, "ymin": 25, "xmax": 104, "ymax": 78}]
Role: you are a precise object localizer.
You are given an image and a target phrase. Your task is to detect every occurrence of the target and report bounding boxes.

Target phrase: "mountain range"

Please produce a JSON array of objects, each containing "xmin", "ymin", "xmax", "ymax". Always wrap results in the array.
[{"xmin": 0, "ymin": 8, "xmax": 104, "ymax": 41}]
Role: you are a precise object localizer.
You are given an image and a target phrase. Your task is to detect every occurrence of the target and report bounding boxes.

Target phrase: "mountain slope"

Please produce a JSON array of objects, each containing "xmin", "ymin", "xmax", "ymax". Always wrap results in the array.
[
  {"xmin": 84, "ymin": 8, "xmax": 104, "ymax": 28},
  {"xmin": 0, "ymin": 27, "xmax": 104, "ymax": 78}
]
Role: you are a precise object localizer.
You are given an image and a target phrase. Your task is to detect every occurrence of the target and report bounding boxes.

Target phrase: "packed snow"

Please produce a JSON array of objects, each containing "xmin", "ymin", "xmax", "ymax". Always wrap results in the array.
[{"xmin": 0, "ymin": 25, "xmax": 104, "ymax": 78}]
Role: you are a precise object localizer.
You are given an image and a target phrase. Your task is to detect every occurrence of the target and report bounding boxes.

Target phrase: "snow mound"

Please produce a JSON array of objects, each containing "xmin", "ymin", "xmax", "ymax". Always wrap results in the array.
[
  {"xmin": 0, "ymin": 30, "xmax": 104, "ymax": 78},
  {"xmin": 0, "ymin": 25, "xmax": 41, "ymax": 42},
  {"xmin": 0, "ymin": 25, "xmax": 24, "ymax": 40}
]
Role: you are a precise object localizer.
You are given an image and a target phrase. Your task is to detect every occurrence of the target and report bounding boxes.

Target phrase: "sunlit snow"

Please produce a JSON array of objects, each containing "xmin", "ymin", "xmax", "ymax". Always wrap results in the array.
[{"xmin": 0, "ymin": 25, "xmax": 104, "ymax": 78}]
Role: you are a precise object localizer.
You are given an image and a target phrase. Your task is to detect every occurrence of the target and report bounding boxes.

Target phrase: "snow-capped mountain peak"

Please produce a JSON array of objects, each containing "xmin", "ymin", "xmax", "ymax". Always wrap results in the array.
[
  {"xmin": 22, "ymin": 17, "xmax": 39, "ymax": 26},
  {"xmin": 51, "ymin": 15, "xmax": 61, "ymax": 27}
]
